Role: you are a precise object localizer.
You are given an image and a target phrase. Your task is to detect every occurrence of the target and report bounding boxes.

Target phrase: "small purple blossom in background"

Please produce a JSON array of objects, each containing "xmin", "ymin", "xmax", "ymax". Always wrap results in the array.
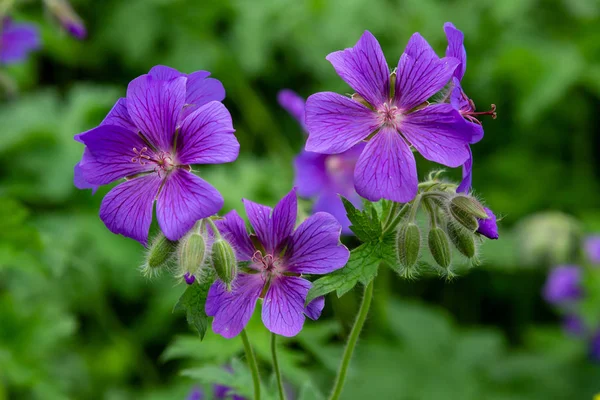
[
  {"xmin": 477, "ymin": 207, "xmax": 499, "ymax": 239},
  {"xmin": 562, "ymin": 314, "xmax": 585, "ymax": 336},
  {"xmin": 0, "ymin": 17, "xmax": 41, "ymax": 65},
  {"xmin": 74, "ymin": 65, "xmax": 237, "ymax": 244},
  {"xmin": 585, "ymin": 236, "xmax": 600, "ymax": 264},
  {"xmin": 44, "ymin": 0, "xmax": 87, "ymax": 39},
  {"xmin": 186, "ymin": 384, "xmax": 245, "ymax": 400},
  {"xmin": 278, "ymin": 89, "xmax": 363, "ymax": 234},
  {"xmin": 543, "ymin": 265, "xmax": 582, "ymax": 304},
  {"xmin": 444, "ymin": 23, "xmax": 496, "ymax": 194},
  {"xmin": 305, "ymin": 30, "xmax": 478, "ymax": 203},
  {"xmin": 590, "ymin": 331, "xmax": 600, "ymax": 361},
  {"xmin": 206, "ymin": 189, "xmax": 349, "ymax": 338}
]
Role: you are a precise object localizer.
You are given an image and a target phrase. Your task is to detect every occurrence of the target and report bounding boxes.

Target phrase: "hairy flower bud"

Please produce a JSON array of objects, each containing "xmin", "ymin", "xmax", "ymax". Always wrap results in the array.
[
  {"xmin": 145, "ymin": 233, "xmax": 176, "ymax": 272},
  {"xmin": 178, "ymin": 232, "xmax": 207, "ymax": 278},
  {"xmin": 428, "ymin": 227, "xmax": 452, "ymax": 268},
  {"xmin": 396, "ymin": 223, "xmax": 421, "ymax": 268},
  {"xmin": 211, "ymin": 239, "xmax": 237, "ymax": 290},
  {"xmin": 447, "ymin": 223, "xmax": 476, "ymax": 258},
  {"xmin": 448, "ymin": 194, "xmax": 487, "ymax": 232}
]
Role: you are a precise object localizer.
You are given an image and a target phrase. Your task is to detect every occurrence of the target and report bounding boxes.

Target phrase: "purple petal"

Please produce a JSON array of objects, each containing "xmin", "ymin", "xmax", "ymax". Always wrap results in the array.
[
  {"xmin": 216, "ymin": 210, "xmax": 255, "ymax": 261},
  {"xmin": 156, "ymin": 169, "xmax": 224, "ymax": 241},
  {"xmin": 305, "ymin": 92, "xmax": 379, "ymax": 154},
  {"xmin": 477, "ymin": 207, "xmax": 499, "ymax": 240},
  {"xmin": 286, "ymin": 212, "xmax": 349, "ymax": 275},
  {"xmin": 449, "ymin": 79, "xmax": 484, "ymax": 144},
  {"xmin": 0, "ymin": 19, "xmax": 41, "ymax": 64},
  {"xmin": 304, "ymin": 296, "xmax": 325, "ymax": 321},
  {"xmin": 354, "ymin": 126, "xmax": 418, "ymax": 203},
  {"xmin": 186, "ymin": 71, "xmax": 225, "ymax": 109},
  {"xmin": 99, "ymin": 98, "xmax": 137, "ymax": 131},
  {"xmin": 148, "ymin": 65, "xmax": 184, "ymax": 81},
  {"xmin": 543, "ymin": 265, "xmax": 582, "ymax": 305},
  {"xmin": 394, "ymin": 33, "xmax": 459, "ymax": 110},
  {"xmin": 456, "ymin": 146, "xmax": 473, "ymax": 194},
  {"xmin": 126, "ymin": 75, "xmax": 186, "ymax": 151},
  {"xmin": 243, "ymin": 190, "xmax": 297, "ymax": 253},
  {"xmin": 78, "ymin": 124, "xmax": 155, "ymax": 185},
  {"xmin": 313, "ymin": 191, "xmax": 354, "ymax": 235},
  {"xmin": 262, "ymin": 276, "xmax": 311, "ymax": 337},
  {"xmin": 590, "ymin": 331, "xmax": 600, "ymax": 361},
  {"xmin": 326, "ymin": 30, "xmax": 390, "ymax": 107},
  {"xmin": 206, "ymin": 273, "xmax": 265, "ymax": 339},
  {"xmin": 294, "ymin": 151, "xmax": 328, "ymax": 198},
  {"xmin": 278, "ymin": 89, "xmax": 306, "ymax": 130},
  {"xmin": 73, "ymin": 149, "xmax": 99, "ymax": 193},
  {"xmin": 584, "ymin": 236, "xmax": 600, "ymax": 264},
  {"xmin": 444, "ymin": 22, "xmax": 467, "ymax": 80},
  {"xmin": 400, "ymin": 104, "xmax": 471, "ymax": 168},
  {"xmin": 562, "ymin": 315, "xmax": 585, "ymax": 336},
  {"xmin": 186, "ymin": 387, "xmax": 204, "ymax": 400},
  {"xmin": 99, "ymin": 174, "xmax": 162, "ymax": 244},
  {"xmin": 176, "ymin": 101, "xmax": 239, "ymax": 165}
]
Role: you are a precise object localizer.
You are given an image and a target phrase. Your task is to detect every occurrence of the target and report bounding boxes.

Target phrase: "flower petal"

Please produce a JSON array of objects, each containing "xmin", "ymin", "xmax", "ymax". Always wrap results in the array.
[
  {"xmin": 585, "ymin": 236, "xmax": 600, "ymax": 264},
  {"xmin": 100, "ymin": 98, "xmax": 137, "ymax": 131},
  {"xmin": 278, "ymin": 89, "xmax": 306, "ymax": 130},
  {"xmin": 0, "ymin": 19, "xmax": 40, "ymax": 64},
  {"xmin": 305, "ymin": 92, "xmax": 379, "ymax": 154},
  {"xmin": 156, "ymin": 169, "xmax": 224, "ymax": 241},
  {"xmin": 176, "ymin": 101, "xmax": 239, "ymax": 165},
  {"xmin": 186, "ymin": 71, "xmax": 225, "ymax": 108},
  {"xmin": 206, "ymin": 273, "xmax": 265, "ymax": 339},
  {"xmin": 313, "ymin": 190, "xmax": 356, "ymax": 235},
  {"xmin": 262, "ymin": 276, "xmax": 311, "ymax": 337},
  {"xmin": 326, "ymin": 30, "xmax": 390, "ymax": 107},
  {"xmin": 354, "ymin": 126, "xmax": 418, "ymax": 203},
  {"xmin": 99, "ymin": 174, "xmax": 162, "ymax": 244},
  {"xmin": 394, "ymin": 33, "xmax": 459, "ymax": 110},
  {"xmin": 294, "ymin": 151, "xmax": 328, "ymax": 198},
  {"xmin": 456, "ymin": 145, "xmax": 473, "ymax": 194},
  {"xmin": 78, "ymin": 124, "xmax": 155, "ymax": 185},
  {"xmin": 126, "ymin": 74, "xmax": 186, "ymax": 151},
  {"xmin": 477, "ymin": 207, "xmax": 499, "ymax": 240},
  {"xmin": 304, "ymin": 296, "xmax": 325, "ymax": 320},
  {"xmin": 216, "ymin": 209, "xmax": 255, "ymax": 261},
  {"xmin": 444, "ymin": 22, "xmax": 467, "ymax": 80},
  {"xmin": 73, "ymin": 148, "xmax": 99, "ymax": 193},
  {"xmin": 286, "ymin": 212, "xmax": 349, "ymax": 275},
  {"xmin": 242, "ymin": 189, "xmax": 297, "ymax": 253},
  {"xmin": 400, "ymin": 103, "xmax": 471, "ymax": 168},
  {"xmin": 148, "ymin": 65, "xmax": 184, "ymax": 81}
]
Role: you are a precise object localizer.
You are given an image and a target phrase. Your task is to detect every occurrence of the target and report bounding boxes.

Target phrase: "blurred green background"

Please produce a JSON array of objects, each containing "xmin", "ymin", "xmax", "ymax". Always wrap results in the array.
[{"xmin": 1, "ymin": 0, "xmax": 600, "ymax": 399}]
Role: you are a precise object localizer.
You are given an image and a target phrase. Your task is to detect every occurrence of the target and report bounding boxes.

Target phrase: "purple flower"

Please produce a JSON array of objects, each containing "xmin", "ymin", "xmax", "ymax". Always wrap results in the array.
[
  {"xmin": 74, "ymin": 65, "xmax": 237, "ymax": 244},
  {"xmin": 186, "ymin": 387, "xmax": 204, "ymax": 400},
  {"xmin": 0, "ymin": 17, "xmax": 41, "ymax": 65},
  {"xmin": 562, "ymin": 314, "xmax": 585, "ymax": 336},
  {"xmin": 305, "ymin": 31, "xmax": 477, "ymax": 203},
  {"xmin": 584, "ymin": 235, "xmax": 600, "ymax": 264},
  {"xmin": 206, "ymin": 190, "xmax": 349, "ymax": 338},
  {"xmin": 477, "ymin": 207, "xmax": 499, "ymax": 239},
  {"xmin": 443, "ymin": 22, "xmax": 496, "ymax": 193},
  {"xmin": 278, "ymin": 89, "xmax": 363, "ymax": 234},
  {"xmin": 543, "ymin": 265, "xmax": 582, "ymax": 305},
  {"xmin": 44, "ymin": 0, "xmax": 87, "ymax": 39},
  {"xmin": 590, "ymin": 330, "xmax": 600, "ymax": 361},
  {"xmin": 186, "ymin": 384, "xmax": 245, "ymax": 400}
]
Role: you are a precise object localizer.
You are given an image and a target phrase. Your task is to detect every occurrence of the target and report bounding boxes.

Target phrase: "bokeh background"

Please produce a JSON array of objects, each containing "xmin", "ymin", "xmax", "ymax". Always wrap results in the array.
[{"xmin": 1, "ymin": 0, "xmax": 600, "ymax": 399}]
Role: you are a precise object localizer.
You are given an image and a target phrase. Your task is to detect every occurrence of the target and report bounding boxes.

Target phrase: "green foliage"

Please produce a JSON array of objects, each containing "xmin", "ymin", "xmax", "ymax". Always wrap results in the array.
[{"xmin": 174, "ymin": 272, "xmax": 214, "ymax": 340}]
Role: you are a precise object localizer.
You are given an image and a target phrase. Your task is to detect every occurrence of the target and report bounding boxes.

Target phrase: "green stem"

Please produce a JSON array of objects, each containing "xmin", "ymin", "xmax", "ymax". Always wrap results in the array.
[
  {"xmin": 271, "ymin": 333, "xmax": 286, "ymax": 400},
  {"xmin": 206, "ymin": 218, "xmax": 222, "ymax": 239},
  {"xmin": 329, "ymin": 280, "xmax": 375, "ymax": 400},
  {"xmin": 241, "ymin": 329, "xmax": 261, "ymax": 400},
  {"xmin": 382, "ymin": 203, "xmax": 410, "ymax": 236}
]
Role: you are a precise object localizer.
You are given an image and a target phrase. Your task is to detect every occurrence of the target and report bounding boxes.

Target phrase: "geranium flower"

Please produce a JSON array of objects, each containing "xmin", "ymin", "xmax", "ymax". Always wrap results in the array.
[
  {"xmin": 543, "ymin": 265, "xmax": 582, "ymax": 304},
  {"xmin": 584, "ymin": 235, "xmax": 600, "ymax": 264},
  {"xmin": 0, "ymin": 17, "xmax": 41, "ymax": 64},
  {"xmin": 305, "ymin": 30, "xmax": 477, "ymax": 203},
  {"xmin": 206, "ymin": 190, "xmax": 349, "ymax": 338},
  {"xmin": 74, "ymin": 66, "xmax": 237, "ymax": 244},
  {"xmin": 278, "ymin": 89, "xmax": 363, "ymax": 234}
]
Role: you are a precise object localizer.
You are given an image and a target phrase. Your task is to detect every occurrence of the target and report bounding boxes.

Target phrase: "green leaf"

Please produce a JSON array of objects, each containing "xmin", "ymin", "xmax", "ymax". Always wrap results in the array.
[
  {"xmin": 341, "ymin": 197, "xmax": 382, "ymax": 242},
  {"xmin": 173, "ymin": 273, "xmax": 214, "ymax": 340}
]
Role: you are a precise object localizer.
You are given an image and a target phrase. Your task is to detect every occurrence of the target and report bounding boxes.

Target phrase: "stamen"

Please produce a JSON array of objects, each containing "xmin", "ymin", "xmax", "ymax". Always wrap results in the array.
[
  {"xmin": 131, "ymin": 147, "xmax": 151, "ymax": 165},
  {"xmin": 462, "ymin": 104, "xmax": 497, "ymax": 125}
]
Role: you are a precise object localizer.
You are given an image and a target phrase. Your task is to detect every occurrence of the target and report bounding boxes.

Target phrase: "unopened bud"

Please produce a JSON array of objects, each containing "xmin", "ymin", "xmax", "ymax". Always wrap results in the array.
[
  {"xmin": 183, "ymin": 272, "xmax": 195, "ymax": 285},
  {"xmin": 146, "ymin": 234, "xmax": 176, "ymax": 270},
  {"xmin": 447, "ymin": 223, "xmax": 476, "ymax": 258},
  {"xmin": 211, "ymin": 239, "xmax": 237, "ymax": 290},
  {"xmin": 396, "ymin": 223, "xmax": 421, "ymax": 268},
  {"xmin": 428, "ymin": 227, "xmax": 452, "ymax": 268},
  {"xmin": 178, "ymin": 232, "xmax": 207, "ymax": 277},
  {"xmin": 44, "ymin": 0, "xmax": 87, "ymax": 39},
  {"xmin": 449, "ymin": 194, "xmax": 487, "ymax": 231}
]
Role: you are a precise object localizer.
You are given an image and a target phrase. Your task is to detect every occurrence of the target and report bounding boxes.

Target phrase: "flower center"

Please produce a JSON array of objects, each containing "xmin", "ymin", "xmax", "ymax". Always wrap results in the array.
[
  {"xmin": 377, "ymin": 102, "xmax": 402, "ymax": 128},
  {"xmin": 131, "ymin": 147, "xmax": 176, "ymax": 177},
  {"xmin": 252, "ymin": 251, "xmax": 281, "ymax": 277}
]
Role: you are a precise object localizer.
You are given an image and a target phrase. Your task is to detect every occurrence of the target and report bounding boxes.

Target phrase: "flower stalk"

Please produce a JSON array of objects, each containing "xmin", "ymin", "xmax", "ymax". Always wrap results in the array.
[
  {"xmin": 271, "ymin": 333, "xmax": 286, "ymax": 400},
  {"xmin": 241, "ymin": 328, "xmax": 261, "ymax": 400}
]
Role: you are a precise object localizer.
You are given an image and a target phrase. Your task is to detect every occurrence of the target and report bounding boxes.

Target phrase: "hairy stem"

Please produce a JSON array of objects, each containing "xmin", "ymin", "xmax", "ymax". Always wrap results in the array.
[
  {"xmin": 241, "ymin": 329, "xmax": 261, "ymax": 400},
  {"xmin": 329, "ymin": 280, "xmax": 375, "ymax": 400},
  {"xmin": 271, "ymin": 333, "xmax": 286, "ymax": 400}
]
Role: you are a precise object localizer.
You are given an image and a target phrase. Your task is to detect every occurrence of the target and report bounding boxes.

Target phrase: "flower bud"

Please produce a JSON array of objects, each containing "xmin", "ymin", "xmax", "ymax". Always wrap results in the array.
[
  {"xmin": 178, "ymin": 232, "xmax": 207, "ymax": 278},
  {"xmin": 396, "ymin": 223, "xmax": 421, "ymax": 268},
  {"xmin": 448, "ymin": 194, "xmax": 487, "ymax": 232},
  {"xmin": 428, "ymin": 227, "xmax": 452, "ymax": 268},
  {"xmin": 447, "ymin": 223, "xmax": 476, "ymax": 258},
  {"xmin": 211, "ymin": 239, "xmax": 237, "ymax": 290},
  {"xmin": 44, "ymin": 0, "xmax": 87, "ymax": 39},
  {"xmin": 145, "ymin": 233, "xmax": 176, "ymax": 271}
]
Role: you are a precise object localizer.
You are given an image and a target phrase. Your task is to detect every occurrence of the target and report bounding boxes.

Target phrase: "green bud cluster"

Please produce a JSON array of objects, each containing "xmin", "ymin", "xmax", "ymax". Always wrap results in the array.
[
  {"xmin": 177, "ymin": 230, "xmax": 208, "ymax": 278},
  {"xmin": 142, "ymin": 233, "xmax": 177, "ymax": 277},
  {"xmin": 211, "ymin": 239, "xmax": 237, "ymax": 291}
]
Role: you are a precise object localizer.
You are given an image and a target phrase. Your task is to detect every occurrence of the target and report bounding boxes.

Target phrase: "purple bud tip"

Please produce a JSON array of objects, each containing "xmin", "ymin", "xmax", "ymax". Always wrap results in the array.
[
  {"xmin": 184, "ymin": 272, "xmax": 195, "ymax": 285},
  {"xmin": 476, "ymin": 207, "xmax": 499, "ymax": 239},
  {"xmin": 65, "ymin": 21, "xmax": 86, "ymax": 39}
]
